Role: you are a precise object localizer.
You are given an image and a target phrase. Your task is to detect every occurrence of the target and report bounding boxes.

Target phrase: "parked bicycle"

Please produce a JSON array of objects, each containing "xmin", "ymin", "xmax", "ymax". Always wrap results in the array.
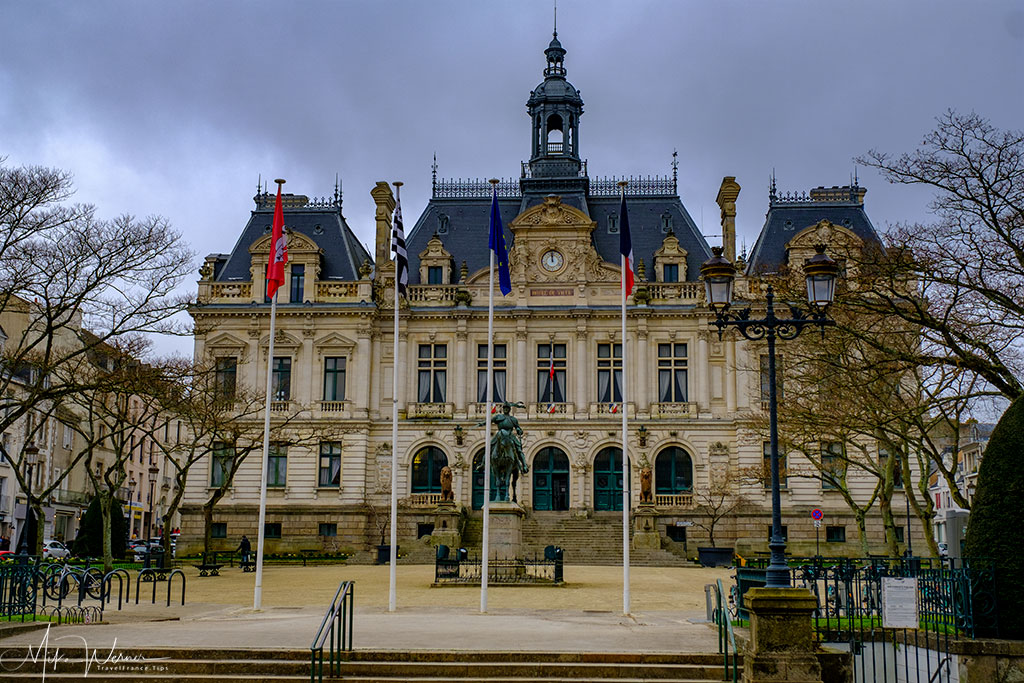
[{"xmin": 43, "ymin": 561, "xmax": 104, "ymax": 601}]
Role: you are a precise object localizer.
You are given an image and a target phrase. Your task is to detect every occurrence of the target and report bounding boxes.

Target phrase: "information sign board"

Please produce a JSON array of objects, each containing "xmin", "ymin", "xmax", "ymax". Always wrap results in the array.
[{"xmin": 882, "ymin": 577, "xmax": 919, "ymax": 629}]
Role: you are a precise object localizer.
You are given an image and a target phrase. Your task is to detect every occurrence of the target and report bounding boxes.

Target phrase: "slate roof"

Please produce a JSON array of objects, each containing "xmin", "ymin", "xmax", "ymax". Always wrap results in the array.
[
  {"xmin": 211, "ymin": 195, "xmax": 372, "ymax": 283},
  {"xmin": 745, "ymin": 185, "xmax": 881, "ymax": 275},
  {"xmin": 406, "ymin": 189, "xmax": 711, "ymax": 285}
]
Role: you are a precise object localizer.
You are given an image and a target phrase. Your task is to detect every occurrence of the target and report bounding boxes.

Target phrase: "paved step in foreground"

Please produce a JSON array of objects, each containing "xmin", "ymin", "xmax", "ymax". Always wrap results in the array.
[{"xmin": 0, "ymin": 647, "xmax": 738, "ymax": 682}]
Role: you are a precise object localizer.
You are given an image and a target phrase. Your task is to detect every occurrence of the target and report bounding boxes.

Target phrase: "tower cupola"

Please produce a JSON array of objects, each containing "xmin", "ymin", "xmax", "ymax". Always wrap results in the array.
[{"xmin": 526, "ymin": 30, "xmax": 584, "ymax": 180}]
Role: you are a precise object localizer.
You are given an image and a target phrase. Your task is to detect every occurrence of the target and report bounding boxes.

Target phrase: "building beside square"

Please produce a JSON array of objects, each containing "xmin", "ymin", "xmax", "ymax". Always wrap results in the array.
[{"xmin": 179, "ymin": 31, "xmax": 918, "ymax": 560}]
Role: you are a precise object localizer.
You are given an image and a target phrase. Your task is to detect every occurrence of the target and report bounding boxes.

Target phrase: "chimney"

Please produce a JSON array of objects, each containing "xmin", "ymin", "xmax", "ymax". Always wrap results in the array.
[
  {"xmin": 716, "ymin": 176, "xmax": 741, "ymax": 262},
  {"xmin": 370, "ymin": 182, "xmax": 396, "ymax": 279}
]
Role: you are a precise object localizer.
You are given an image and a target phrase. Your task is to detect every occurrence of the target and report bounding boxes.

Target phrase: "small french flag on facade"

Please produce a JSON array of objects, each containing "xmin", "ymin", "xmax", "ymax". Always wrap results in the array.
[
  {"xmin": 491, "ymin": 404, "xmax": 498, "ymax": 414},
  {"xmin": 609, "ymin": 403, "xmax": 619, "ymax": 414},
  {"xmin": 547, "ymin": 403, "xmax": 557, "ymax": 414}
]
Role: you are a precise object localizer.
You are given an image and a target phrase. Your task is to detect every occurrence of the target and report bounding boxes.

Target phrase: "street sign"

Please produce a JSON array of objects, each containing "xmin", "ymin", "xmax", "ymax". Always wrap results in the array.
[
  {"xmin": 814, "ymin": 520, "xmax": 822, "ymax": 528},
  {"xmin": 811, "ymin": 508, "xmax": 824, "ymax": 521}
]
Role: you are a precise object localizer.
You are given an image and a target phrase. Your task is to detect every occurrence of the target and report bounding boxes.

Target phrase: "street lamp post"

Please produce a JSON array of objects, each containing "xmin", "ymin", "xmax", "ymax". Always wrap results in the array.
[
  {"xmin": 17, "ymin": 444, "xmax": 40, "ymax": 557},
  {"xmin": 147, "ymin": 465, "xmax": 159, "ymax": 542},
  {"xmin": 701, "ymin": 244, "xmax": 839, "ymax": 589},
  {"xmin": 128, "ymin": 477, "xmax": 137, "ymax": 539}
]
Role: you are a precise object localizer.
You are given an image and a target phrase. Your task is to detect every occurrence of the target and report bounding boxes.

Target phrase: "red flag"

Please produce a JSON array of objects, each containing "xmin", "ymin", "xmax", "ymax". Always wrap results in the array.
[{"xmin": 266, "ymin": 184, "xmax": 288, "ymax": 297}]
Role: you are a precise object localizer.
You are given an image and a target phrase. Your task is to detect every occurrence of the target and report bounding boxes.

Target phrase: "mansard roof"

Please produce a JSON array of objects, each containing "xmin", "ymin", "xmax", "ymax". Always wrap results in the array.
[
  {"xmin": 406, "ymin": 179, "xmax": 711, "ymax": 284},
  {"xmin": 745, "ymin": 184, "xmax": 881, "ymax": 275},
  {"xmin": 212, "ymin": 193, "xmax": 372, "ymax": 283}
]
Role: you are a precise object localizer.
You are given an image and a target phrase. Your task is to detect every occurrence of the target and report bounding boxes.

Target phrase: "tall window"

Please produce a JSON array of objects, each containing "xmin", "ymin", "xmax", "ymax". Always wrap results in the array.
[
  {"xmin": 417, "ymin": 344, "xmax": 447, "ymax": 402},
  {"xmin": 215, "ymin": 357, "xmax": 237, "ymax": 399},
  {"xmin": 267, "ymin": 443, "xmax": 287, "ymax": 487},
  {"xmin": 596, "ymin": 343, "xmax": 622, "ymax": 403},
  {"xmin": 762, "ymin": 441, "xmax": 788, "ymax": 489},
  {"xmin": 537, "ymin": 344, "xmax": 566, "ymax": 403},
  {"xmin": 427, "ymin": 266, "xmax": 444, "ymax": 284},
  {"xmin": 289, "ymin": 264, "xmax": 305, "ymax": 303},
  {"xmin": 477, "ymin": 344, "xmax": 507, "ymax": 403},
  {"xmin": 821, "ymin": 442, "xmax": 844, "ymax": 490},
  {"xmin": 658, "ymin": 343, "xmax": 688, "ymax": 402},
  {"xmin": 410, "ymin": 446, "xmax": 448, "ymax": 493},
  {"xmin": 210, "ymin": 441, "xmax": 233, "ymax": 487},
  {"xmin": 323, "ymin": 357, "xmax": 346, "ymax": 401},
  {"xmin": 654, "ymin": 446, "xmax": 693, "ymax": 494},
  {"xmin": 663, "ymin": 263, "xmax": 679, "ymax": 283},
  {"xmin": 760, "ymin": 355, "xmax": 783, "ymax": 403},
  {"xmin": 272, "ymin": 357, "xmax": 292, "ymax": 401},
  {"xmin": 319, "ymin": 442, "xmax": 342, "ymax": 487}
]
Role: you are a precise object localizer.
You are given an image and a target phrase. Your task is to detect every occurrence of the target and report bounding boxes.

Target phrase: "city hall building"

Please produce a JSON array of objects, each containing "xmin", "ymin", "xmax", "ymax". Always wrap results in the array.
[{"xmin": 179, "ymin": 32, "xmax": 905, "ymax": 560}]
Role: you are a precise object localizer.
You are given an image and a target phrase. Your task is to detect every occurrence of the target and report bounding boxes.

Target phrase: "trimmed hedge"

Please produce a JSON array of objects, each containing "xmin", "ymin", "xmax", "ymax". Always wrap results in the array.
[{"xmin": 964, "ymin": 396, "xmax": 1024, "ymax": 638}]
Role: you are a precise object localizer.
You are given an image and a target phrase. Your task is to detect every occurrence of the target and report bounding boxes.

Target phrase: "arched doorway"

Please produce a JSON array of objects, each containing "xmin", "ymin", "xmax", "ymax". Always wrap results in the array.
[
  {"xmin": 593, "ymin": 447, "xmax": 628, "ymax": 511},
  {"xmin": 472, "ymin": 449, "xmax": 506, "ymax": 509},
  {"xmin": 533, "ymin": 447, "xmax": 570, "ymax": 511},
  {"xmin": 655, "ymin": 446, "xmax": 693, "ymax": 495},
  {"xmin": 410, "ymin": 446, "xmax": 448, "ymax": 494}
]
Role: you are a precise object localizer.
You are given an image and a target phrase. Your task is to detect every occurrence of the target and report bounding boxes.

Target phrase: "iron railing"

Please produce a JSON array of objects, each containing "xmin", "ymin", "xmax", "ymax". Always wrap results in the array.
[
  {"xmin": 0, "ymin": 556, "xmax": 40, "ymax": 621},
  {"xmin": 735, "ymin": 556, "xmax": 996, "ymax": 683},
  {"xmin": 434, "ymin": 548, "xmax": 563, "ymax": 585},
  {"xmin": 310, "ymin": 579, "xmax": 354, "ymax": 683},
  {"xmin": 712, "ymin": 578, "xmax": 739, "ymax": 683}
]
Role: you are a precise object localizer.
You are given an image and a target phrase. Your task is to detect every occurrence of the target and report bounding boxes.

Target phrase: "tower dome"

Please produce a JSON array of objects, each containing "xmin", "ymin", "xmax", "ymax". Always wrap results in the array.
[{"xmin": 526, "ymin": 31, "xmax": 584, "ymax": 179}]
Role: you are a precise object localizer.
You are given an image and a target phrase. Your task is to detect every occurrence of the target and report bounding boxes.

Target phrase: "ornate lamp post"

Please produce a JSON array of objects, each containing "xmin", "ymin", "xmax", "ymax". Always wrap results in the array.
[
  {"xmin": 147, "ymin": 465, "xmax": 159, "ymax": 541},
  {"xmin": 700, "ymin": 244, "xmax": 839, "ymax": 588},
  {"xmin": 128, "ymin": 477, "xmax": 137, "ymax": 539},
  {"xmin": 17, "ymin": 443, "xmax": 40, "ymax": 557}
]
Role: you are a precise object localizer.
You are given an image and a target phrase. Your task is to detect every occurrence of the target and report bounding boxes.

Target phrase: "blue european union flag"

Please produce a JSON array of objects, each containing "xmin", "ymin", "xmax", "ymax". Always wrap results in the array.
[{"xmin": 488, "ymin": 187, "xmax": 512, "ymax": 295}]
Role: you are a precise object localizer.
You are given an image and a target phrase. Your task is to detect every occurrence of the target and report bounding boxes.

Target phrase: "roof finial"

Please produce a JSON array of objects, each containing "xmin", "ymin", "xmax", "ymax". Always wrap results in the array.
[
  {"xmin": 553, "ymin": 0, "xmax": 557, "ymax": 37},
  {"xmin": 671, "ymin": 149, "xmax": 679, "ymax": 193},
  {"xmin": 257, "ymin": 173, "xmax": 262, "ymax": 207},
  {"xmin": 769, "ymin": 169, "xmax": 777, "ymax": 203},
  {"xmin": 334, "ymin": 173, "xmax": 343, "ymax": 210},
  {"xmin": 431, "ymin": 152, "xmax": 438, "ymax": 191}
]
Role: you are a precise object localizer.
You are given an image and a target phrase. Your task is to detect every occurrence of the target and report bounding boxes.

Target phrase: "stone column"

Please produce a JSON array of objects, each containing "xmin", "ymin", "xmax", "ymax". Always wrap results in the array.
[
  {"xmin": 575, "ymin": 328, "xmax": 587, "ymax": 414},
  {"xmin": 637, "ymin": 324, "xmax": 649, "ymax": 413},
  {"xmin": 355, "ymin": 321, "xmax": 372, "ymax": 418},
  {"xmin": 515, "ymin": 328, "xmax": 528, "ymax": 404},
  {"xmin": 725, "ymin": 336, "xmax": 737, "ymax": 413},
  {"xmin": 743, "ymin": 588, "xmax": 824, "ymax": 683},
  {"xmin": 697, "ymin": 331, "xmax": 710, "ymax": 414},
  {"xmin": 454, "ymin": 327, "xmax": 468, "ymax": 413},
  {"xmin": 369, "ymin": 331, "xmax": 382, "ymax": 418},
  {"xmin": 716, "ymin": 176, "xmax": 741, "ymax": 263},
  {"xmin": 370, "ymin": 182, "xmax": 396, "ymax": 273}
]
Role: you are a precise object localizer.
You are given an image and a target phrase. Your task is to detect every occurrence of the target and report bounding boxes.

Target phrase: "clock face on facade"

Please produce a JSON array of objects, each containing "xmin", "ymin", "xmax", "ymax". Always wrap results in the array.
[{"xmin": 541, "ymin": 249, "xmax": 564, "ymax": 272}]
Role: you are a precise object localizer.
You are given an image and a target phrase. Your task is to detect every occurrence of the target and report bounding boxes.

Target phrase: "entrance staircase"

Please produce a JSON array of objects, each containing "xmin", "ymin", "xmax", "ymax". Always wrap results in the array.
[
  {"xmin": 463, "ymin": 511, "xmax": 691, "ymax": 566},
  {"xmin": 0, "ymin": 646, "xmax": 737, "ymax": 682}
]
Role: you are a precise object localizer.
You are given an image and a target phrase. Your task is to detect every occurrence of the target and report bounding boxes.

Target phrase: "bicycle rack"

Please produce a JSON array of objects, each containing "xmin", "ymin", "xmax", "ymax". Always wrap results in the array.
[
  {"xmin": 135, "ymin": 568, "xmax": 187, "ymax": 605},
  {"xmin": 166, "ymin": 569, "xmax": 186, "ymax": 606},
  {"xmin": 102, "ymin": 569, "xmax": 132, "ymax": 610}
]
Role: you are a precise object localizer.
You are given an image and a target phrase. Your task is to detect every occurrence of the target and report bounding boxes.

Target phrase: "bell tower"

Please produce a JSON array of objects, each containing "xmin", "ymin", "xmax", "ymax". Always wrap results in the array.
[{"xmin": 525, "ymin": 30, "xmax": 585, "ymax": 183}]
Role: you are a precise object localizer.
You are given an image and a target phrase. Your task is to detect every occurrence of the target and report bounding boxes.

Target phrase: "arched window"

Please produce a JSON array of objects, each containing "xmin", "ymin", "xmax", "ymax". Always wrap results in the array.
[
  {"xmin": 410, "ymin": 446, "xmax": 448, "ymax": 494},
  {"xmin": 471, "ymin": 449, "xmax": 505, "ymax": 509},
  {"xmin": 546, "ymin": 114, "xmax": 564, "ymax": 154},
  {"xmin": 594, "ymin": 447, "xmax": 629, "ymax": 511},
  {"xmin": 533, "ymin": 447, "xmax": 570, "ymax": 511},
  {"xmin": 655, "ymin": 446, "xmax": 693, "ymax": 494}
]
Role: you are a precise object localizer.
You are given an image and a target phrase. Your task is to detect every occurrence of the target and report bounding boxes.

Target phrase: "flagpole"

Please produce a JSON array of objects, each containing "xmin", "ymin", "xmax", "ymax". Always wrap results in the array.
[
  {"xmin": 481, "ymin": 178, "xmax": 500, "ymax": 613},
  {"xmin": 618, "ymin": 181, "xmax": 630, "ymax": 616},
  {"xmin": 389, "ymin": 181, "xmax": 403, "ymax": 612},
  {"xmin": 254, "ymin": 177, "xmax": 286, "ymax": 611}
]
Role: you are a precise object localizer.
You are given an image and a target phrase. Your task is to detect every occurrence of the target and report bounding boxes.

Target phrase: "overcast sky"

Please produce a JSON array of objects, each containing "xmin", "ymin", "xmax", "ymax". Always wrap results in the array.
[{"xmin": 2, "ymin": 1, "xmax": 1022, "ymax": 355}]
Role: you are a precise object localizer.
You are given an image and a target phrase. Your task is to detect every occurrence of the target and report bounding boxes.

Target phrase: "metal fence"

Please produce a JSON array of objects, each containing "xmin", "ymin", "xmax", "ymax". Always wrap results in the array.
[
  {"xmin": 735, "ymin": 556, "xmax": 997, "ymax": 683},
  {"xmin": 434, "ymin": 548, "xmax": 564, "ymax": 585}
]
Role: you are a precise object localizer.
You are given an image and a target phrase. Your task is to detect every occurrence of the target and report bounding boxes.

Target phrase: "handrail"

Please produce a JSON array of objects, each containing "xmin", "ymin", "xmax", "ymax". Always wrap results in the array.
[
  {"xmin": 714, "ymin": 578, "xmax": 739, "ymax": 683},
  {"xmin": 310, "ymin": 580, "xmax": 353, "ymax": 683}
]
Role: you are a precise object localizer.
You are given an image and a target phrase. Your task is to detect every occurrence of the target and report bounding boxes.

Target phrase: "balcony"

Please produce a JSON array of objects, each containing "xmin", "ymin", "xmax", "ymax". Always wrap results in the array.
[
  {"xmin": 315, "ymin": 281, "xmax": 360, "ymax": 301},
  {"xmin": 406, "ymin": 285, "xmax": 459, "ymax": 306},
  {"xmin": 270, "ymin": 400, "xmax": 294, "ymax": 413},
  {"xmin": 317, "ymin": 400, "xmax": 353, "ymax": 418},
  {"xmin": 644, "ymin": 282, "xmax": 702, "ymax": 302},
  {"xmin": 588, "ymin": 402, "xmax": 635, "ymax": 419},
  {"xmin": 527, "ymin": 403, "xmax": 575, "ymax": 419},
  {"xmin": 654, "ymin": 493, "xmax": 695, "ymax": 509},
  {"xmin": 406, "ymin": 402, "xmax": 455, "ymax": 420},
  {"xmin": 53, "ymin": 488, "xmax": 92, "ymax": 505},
  {"xmin": 650, "ymin": 402, "xmax": 698, "ymax": 419},
  {"xmin": 408, "ymin": 493, "xmax": 442, "ymax": 507}
]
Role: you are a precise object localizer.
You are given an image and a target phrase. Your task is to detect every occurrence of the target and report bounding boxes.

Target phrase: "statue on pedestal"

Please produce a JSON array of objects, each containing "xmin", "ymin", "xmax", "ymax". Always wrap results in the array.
[{"xmin": 478, "ymin": 402, "xmax": 529, "ymax": 503}]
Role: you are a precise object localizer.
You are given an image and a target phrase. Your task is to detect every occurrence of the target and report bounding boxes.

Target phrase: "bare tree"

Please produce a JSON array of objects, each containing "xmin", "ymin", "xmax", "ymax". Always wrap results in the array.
[
  {"xmin": 854, "ymin": 111, "xmax": 1024, "ymax": 401},
  {"xmin": 693, "ymin": 469, "xmax": 744, "ymax": 549}
]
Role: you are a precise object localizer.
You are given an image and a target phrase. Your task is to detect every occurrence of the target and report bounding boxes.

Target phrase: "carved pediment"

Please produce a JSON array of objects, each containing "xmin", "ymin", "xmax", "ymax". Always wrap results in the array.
[
  {"xmin": 259, "ymin": 330, "xmax": 302, "ymax": 350},
  {"xmin": 653, "ymin": 231, "xmax": 689, "ymax": 281},
  {"xmin": 787, "ymin": 220, "xmax": 861, "ymax": 252},
  {"xmin": 205, "ymin": 331, "xmax": 249, "ymax": 356},
  {"xmin": 249, "ymin": 229, "xmax": 322, "ymax": 255},
  {"xmin": 314, "ymin": 331, "xmax": 357, "ymax": 353}
]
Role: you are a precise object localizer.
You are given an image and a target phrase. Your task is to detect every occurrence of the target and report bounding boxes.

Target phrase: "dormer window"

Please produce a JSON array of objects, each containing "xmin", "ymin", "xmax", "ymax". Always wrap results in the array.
[
  {"xmin": 437, "ymin": 213, "xmax": 449, "ymax": 234},
  {"xmin": 427, "ymin": 266, "xmax": 444, "ymax": 285},
  {"xmin": 663, "ymin": 264, "xmax": 679, "ymax": 283},
  {"xmin": 608, "ymin": 214, "xmax": 619, "ymax": 234},
  {"xmin": 418, "ymin": 234, "xmax": 453, "ymax": 286},
  {"xmin": 661, "ymin": 212, "xmax": 673, "ymax": 233}
]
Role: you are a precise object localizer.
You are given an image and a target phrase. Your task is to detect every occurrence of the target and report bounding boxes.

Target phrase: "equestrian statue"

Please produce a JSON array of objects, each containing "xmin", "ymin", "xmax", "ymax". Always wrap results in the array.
[{"xmin": 477, "ymin": 401, "xmax": 529, "ymax": 503}]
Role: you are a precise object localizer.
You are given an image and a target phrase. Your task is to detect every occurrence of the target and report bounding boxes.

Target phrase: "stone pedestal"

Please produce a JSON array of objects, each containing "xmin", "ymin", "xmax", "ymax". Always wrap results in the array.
[
  {"xmin": 487, "ymin": 501, "xmax": 525, "ymax": 559},
  {"xmin": 743, "ymin": 587, "xmax": 824, "ymax": 683},
  {"xmin": 430, "ymin": 501, "xmax": 462, "ymax": 549},
  {"xmin": 632, "ymin": 505, "xmax": 661, "ymax": 550}
]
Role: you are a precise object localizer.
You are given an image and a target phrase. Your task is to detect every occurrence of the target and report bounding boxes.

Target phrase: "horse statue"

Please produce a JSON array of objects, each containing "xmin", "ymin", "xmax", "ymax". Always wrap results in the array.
[{"xmin": 477, "ymin": 401, "xmax": 529, "ymax": 503}]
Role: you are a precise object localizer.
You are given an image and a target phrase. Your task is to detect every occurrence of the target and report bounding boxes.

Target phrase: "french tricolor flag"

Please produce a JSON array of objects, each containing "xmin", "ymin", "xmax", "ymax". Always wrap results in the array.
[
  {"xmin": 547, "ymin": 403, "xmax": 557, "ymax": 414},
  {"xmin": 609, "ymin": 403, "xmax": 619, "ymax": 414},
  {"xmin": 619, "ymin": 193, "xmax": 634, "ymax": 295}
]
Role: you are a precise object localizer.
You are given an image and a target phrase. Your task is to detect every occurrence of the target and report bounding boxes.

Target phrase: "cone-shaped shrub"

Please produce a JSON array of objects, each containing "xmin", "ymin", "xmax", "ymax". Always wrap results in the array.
[
  {"xmin": 73, "ymin": 496, "xmax": 127, "ymax": 560},
  {"xmin": 964, "ymin": 396, "xmax": 1024, "ymax": 638}
]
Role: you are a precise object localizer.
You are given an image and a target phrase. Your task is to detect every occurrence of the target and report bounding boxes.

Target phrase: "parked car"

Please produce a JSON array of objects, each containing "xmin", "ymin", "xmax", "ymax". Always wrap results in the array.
[{"xmin": 42, "ymin": 540, "xmax": 69, "ymax": 560}]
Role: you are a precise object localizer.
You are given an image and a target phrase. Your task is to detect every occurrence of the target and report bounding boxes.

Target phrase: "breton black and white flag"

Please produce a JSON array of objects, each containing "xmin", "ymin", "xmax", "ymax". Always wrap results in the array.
[{"xmin": 391, "ymin": 196, "xmax": 408, "ymax": 296}]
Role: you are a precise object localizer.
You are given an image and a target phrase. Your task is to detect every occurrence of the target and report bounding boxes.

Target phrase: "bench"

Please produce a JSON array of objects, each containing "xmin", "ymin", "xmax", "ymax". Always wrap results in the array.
[
  {"xmin": 240, "ymin": 558, "xmax": 255, "ymax": 572},
  {"xmin": 194, "ymin": 563, "xmax": 223, "ymax": 577}
]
